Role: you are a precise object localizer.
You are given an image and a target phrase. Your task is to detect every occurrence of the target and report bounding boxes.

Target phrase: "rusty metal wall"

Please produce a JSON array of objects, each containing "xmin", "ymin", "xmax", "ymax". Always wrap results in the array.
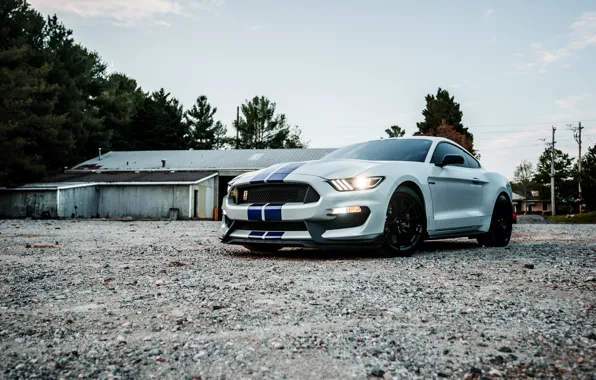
[
  {"xmin": 59, "ymin": 186, "xmax": 98, "ymax": 218},
  {"xmin": 0, "ymin": 191, "xmax": 57, "ymax": 217},
  {"xmin": 98, "ymin": 185, "xmax": 190, "ymax": 219}
]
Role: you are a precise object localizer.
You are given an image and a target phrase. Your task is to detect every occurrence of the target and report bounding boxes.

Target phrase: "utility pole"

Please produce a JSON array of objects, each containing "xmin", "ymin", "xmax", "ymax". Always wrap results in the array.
[
  {"xmin": 235, "ymin": 106, "xmax": 239, "ymax": 149},
  {"xmin": 571, "ymin": 121, "xmax": 584, "ymax": 213},
  {"xmin": 551, "ymin": 126, "xmax": 556, "ymax": 216}
]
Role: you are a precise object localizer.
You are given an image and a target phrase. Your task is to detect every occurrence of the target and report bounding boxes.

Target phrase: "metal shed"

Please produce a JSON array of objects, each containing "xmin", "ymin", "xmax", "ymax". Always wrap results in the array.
[
  {"xmin": 0, "ymin": 172, "xmax": 216, "ymax": 219},
  {"xmin": 1, "ymin": 148, "xmax": 336, "ymax": 220}
]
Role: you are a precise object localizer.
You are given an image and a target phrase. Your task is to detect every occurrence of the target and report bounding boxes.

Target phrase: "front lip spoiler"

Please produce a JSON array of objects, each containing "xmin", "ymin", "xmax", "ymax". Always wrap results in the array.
[{"xmin": 221, "ymin": 234, "xmax": 384, "ymax": 249}]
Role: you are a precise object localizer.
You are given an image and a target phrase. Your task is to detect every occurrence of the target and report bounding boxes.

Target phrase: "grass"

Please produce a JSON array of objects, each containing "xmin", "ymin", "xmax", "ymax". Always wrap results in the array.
[{"xmin": 546, "ymin": 211, "xmax": 596, "ymax": 224}]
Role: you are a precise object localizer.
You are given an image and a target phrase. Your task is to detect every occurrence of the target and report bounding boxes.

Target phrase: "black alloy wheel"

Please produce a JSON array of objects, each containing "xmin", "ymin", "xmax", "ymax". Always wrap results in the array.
[
  {"xmin": 477, "ymin": 194, "xmax": 513, "ymax": 247},
  {"xmin": 381, "ymin": 186, "xmax": 426, "ymax": 257}
]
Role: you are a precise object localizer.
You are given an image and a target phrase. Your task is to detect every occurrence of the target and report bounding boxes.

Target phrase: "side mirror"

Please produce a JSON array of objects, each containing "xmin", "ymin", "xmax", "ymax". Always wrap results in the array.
[{"xmin": 436, "ymin": 154, "xmax": 465, "ymax": 167}]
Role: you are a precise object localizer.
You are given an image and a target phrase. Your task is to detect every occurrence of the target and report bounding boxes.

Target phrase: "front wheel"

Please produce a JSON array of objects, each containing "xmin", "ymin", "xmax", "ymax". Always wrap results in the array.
[
  {"xmin": 380, "ymin": 186, "xmax": 426, "ymax": 257},
  {"xmin": 477, "ymin": 194, "xmax": 512, "ymax": 247}
]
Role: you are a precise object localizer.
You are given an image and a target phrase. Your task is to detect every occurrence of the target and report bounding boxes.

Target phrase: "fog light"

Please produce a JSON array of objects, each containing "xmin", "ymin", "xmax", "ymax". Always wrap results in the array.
[{"xmin": 331, "ymin": 206, "xmax": 362, "ymax": 215}]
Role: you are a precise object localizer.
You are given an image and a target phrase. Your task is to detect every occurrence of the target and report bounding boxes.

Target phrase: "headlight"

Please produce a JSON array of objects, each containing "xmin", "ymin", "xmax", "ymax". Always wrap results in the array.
[{"xmin": 328, "ymin": 176, "xmax": 384, "ymax": 191}]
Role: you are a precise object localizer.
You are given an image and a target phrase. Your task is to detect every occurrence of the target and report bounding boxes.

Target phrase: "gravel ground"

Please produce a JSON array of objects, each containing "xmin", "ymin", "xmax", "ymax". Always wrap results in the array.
[{"xmin": 0, "ymin": 220, "xmax": 595, "ymax": 380}]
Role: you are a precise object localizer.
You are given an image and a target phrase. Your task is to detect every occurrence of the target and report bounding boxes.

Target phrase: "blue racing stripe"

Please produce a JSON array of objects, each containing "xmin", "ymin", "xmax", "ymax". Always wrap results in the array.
[
  {"xmin": 247, "ymin": 204, "xmax": 265, "ymax": 221},
  {"xmin": 266, "ymin": 162, "xmax": 305, "ymax": 183},
  {"xmin": 264, "ymin": 203, "xmax": 284, "ymax": 221},
  {"xmin": 250, "ymin": 170, "xmax": 274, "ymax": 184},
  {"xmin": 264, "ymin": 232, "xmax": 284, "ymax": 239},
  {"xmin": 248, "ymin": 231, "xmax": 266, "ymax": 239}
]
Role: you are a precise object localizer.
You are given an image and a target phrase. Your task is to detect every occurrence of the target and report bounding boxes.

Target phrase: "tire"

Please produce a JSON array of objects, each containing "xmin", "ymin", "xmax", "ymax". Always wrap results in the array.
[
  {"xmin": 477, "ymin": 194, "xmax": 513, "ymax": 247},
  {"xmin": 242, "ymin": 244, "xmax": 281, "ymax": 253},
  {"xmin": 380, "ymin": 186, "xmax": 426, "ymax": 257}
]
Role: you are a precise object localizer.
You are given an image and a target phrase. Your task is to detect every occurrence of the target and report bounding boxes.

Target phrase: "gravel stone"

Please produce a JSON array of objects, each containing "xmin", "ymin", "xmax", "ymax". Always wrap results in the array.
[{"xmin": 0, "ymin": 220, "xmax": 594, "ymax": 379}]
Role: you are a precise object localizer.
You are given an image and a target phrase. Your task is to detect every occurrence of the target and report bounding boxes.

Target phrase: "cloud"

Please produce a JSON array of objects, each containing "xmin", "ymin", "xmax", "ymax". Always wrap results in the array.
[
  {"xmin": 482, "ymin": 9, "xmax": 494, "ymax": 20},
  {"xmin": 514, "ymin": 12, "xmax": 596, "ymax": 72},
  {"xmin": 555, "ymin": 93, "xmax": 592, "ymax": 110},
  {"xmin": 452, "ymin": 84, "xmax": 461, "ymax": 88},
  {"xmin": 247, "ymin": 25, "xmax": 264, "ymax": 31},
  {"xmin": 29, "ymin": 0, "xmax": 223, "ymax": 27}
]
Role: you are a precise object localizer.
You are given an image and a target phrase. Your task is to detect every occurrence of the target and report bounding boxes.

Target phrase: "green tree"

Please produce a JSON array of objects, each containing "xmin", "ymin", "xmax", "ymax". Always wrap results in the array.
[
  {"xmin": 533, "ymin": 148, "xmax": 576, "ymax": 202},
  {"xmin": 580, "ymin": 144, "xmax": 596, "ymax": 210},
  {"xmin": 284, "ymin": 125, "xmax": 309, "ymax": 148},
  {"xmin": 235, "ymin": 96, "xmax": 307, "ymax": 149},
  {"xmin": 185, "ymin": 95, "xmax": 219, "ymax": 150},
  {"xmin": 212, "ymin": 121, "xmax": 233, "ymax": 150},
  {"xmin": 513, "ymin": 160, "xmax": 535, "ymax": 197},
  {"xmin": 43, "ymin": 15, "xmax": 110, "ymax": 168},
  {"xmin": 129, "ymin": 89, "xmax": 188, "ymax": 150},
  {"xmin": 96, "ymin": 73, "xmax": 146, "ymax": 151},
  {"xmin": 415, "ymin": 87, "xmax": 475, "ymax": 154},
  {"xmin": 384, "ymin": 125, "xmax": 406, "ymax": 138},
  {"xmin": 0, "ymin": 0, "xmax": 65, "ymax": 186}
]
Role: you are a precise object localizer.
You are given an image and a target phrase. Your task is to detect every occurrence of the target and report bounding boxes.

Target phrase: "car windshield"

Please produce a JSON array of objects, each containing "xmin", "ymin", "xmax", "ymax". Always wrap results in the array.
[{"xmin": 322, "ymin": 138, "xmax": 433, "ymax": 162}]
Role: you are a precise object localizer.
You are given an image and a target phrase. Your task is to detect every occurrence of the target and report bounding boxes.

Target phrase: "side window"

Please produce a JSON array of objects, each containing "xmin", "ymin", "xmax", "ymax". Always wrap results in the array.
[
  {"xmin": 431, "ymin": 143, "xmax": 467, "ymax": 167},
  {"xmin": 464, "ymin": 152, "xmax": 480, "ymax": 168}
]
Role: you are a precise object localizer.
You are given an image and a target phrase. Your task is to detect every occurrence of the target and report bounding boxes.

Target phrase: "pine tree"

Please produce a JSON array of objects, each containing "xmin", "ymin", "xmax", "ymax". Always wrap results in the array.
[
  {"xmin": 185, "ymin": 95, "xmax": 218, "ymax": 150},
  {"xmin": 384, "ymin": 125, "xmax": 406, "ymax": 138},
  {"xmin": 415, "ymin": 87, "xmax": 475, "ymax": 153}
]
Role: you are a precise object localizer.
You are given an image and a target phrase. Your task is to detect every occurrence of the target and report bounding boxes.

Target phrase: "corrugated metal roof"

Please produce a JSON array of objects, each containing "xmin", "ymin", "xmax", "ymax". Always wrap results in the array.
[
  {"xmin": 50, "ymin": 171, "xmax": 216, "ymax": 183},
  {"xmin": 70, "ymin": 149, "xmax": 336, "ymax": 172}
]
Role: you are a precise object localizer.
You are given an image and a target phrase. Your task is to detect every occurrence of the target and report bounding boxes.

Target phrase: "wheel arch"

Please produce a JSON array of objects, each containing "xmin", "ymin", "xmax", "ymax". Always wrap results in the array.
[{"xmin": 392, "ymin": 178, "xmax": 430, "ymax": 231}]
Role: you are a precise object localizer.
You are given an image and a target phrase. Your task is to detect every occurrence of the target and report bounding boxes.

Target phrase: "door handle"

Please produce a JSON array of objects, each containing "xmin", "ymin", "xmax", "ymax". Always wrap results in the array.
[{"xmin": 472, "ymin": 178, "xmax": 482, "ymax": 185}]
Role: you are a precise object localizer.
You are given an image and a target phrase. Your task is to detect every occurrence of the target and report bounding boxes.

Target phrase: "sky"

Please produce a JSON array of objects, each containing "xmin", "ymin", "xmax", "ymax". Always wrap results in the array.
[{"xmin": 28, "ymin": 0, "xmax": 596, "ymax": 179}]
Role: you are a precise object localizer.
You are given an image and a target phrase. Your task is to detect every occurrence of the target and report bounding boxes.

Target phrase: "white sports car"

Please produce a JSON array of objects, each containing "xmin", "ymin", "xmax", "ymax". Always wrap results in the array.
[{"xmin": 220, "ymin": 137, "xmax": 513, "ymax": 256}]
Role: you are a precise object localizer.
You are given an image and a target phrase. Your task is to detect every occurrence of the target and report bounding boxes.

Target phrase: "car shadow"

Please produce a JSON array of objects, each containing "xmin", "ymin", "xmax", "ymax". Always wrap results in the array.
[{"xmin": 225, "ymin": 239, "xmax": 482, "ymax": 261}]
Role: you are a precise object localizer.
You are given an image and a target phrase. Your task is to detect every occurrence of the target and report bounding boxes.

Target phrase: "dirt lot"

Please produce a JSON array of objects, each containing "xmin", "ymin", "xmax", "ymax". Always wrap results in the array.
[{"xmin": 0, "ymin": 219, "xmax": 595, "ymax": 379}]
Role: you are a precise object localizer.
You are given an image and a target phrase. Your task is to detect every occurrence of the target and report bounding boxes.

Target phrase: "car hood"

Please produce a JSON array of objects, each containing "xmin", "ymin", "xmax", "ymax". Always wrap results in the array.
[{"xmin": 238, "ymin": 159, "xmax": 382, "ymax": 183}]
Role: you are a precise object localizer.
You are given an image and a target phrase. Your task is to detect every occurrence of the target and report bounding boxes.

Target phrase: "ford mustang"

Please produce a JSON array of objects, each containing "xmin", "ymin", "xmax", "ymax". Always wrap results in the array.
[{"xmin": 220, "ymin": 137, "xmax": 513, "ymax": 256}]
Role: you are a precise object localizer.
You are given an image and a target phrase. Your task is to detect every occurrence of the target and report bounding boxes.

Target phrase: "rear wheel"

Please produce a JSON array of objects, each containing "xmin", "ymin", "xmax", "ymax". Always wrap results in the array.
[
  {"xmin": 242, "ymin": 244, "xmax": 281, "ymax": 253},
  {"xmin": 477, "ymin": 194, "xmax": 512, "ymax": 247},
  {"xmin": 380, "ymin": 186, "xmax": 426, "ymax": 257}
]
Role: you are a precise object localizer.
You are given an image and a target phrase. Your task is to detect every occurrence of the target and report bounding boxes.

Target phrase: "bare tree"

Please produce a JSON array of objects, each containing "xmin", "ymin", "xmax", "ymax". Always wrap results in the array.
[{"xmin": 514, "ymin": 160, "xmax": 534, "ymax": 197}]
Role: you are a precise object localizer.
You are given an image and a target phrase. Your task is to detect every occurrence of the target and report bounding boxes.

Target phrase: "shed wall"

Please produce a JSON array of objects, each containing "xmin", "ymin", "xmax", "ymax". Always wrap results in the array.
[
  {"xmin": 59, "ymin": 186, "xmax": 98, "ymax": 218},
  {"xmin": 98, "ymin": 185, "xmax": 190, "ymax": 219},
  {"xmin": 0, "ymin": 191, "xmax": 57, "ymax": 217}
]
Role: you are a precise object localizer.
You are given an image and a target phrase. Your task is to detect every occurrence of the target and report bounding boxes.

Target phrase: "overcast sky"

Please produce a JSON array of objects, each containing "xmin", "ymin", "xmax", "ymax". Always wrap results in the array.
[{"xmin": 29, "ymin": 0, "xmax": 596, "ymax": 179}]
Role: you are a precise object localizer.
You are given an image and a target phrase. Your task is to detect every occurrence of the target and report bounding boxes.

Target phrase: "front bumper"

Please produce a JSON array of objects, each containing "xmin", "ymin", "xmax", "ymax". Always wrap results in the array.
[{"xmin": 219, "ymin": 173, "xmax": 392, "ymax": 247}]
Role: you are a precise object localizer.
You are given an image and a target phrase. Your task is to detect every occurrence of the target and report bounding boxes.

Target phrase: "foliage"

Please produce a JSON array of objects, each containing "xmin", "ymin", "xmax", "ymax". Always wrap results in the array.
[
  {"xmin": 419, "ymin": 121, "xmax": 476, "ymax": 155},
  {"xmin": 533, "ymin": 148, "xmax": 577, "ymax": 202},
  {"xmin": 1, "ymin": 1, "xmax": 310, "ymax": 186},
  {"xmin": 580, "ymin": 144, "xmax": 596, "ymax": 210},
  {"xmin": 415, "ymin": 87, "xmax": 476, "ymax": 155},
  {"xmin": 129, "ymin": 89, "xmax": 188, "ymax": 150},
  {"xmin": 235, "ymin": 96, "xmax": 307, "ymax": 149},
  {"xmin": 96, "ymin": 73, "xmax": 145, "ymax": 151},
  {"xmin": 185, "ymin": 95, "xmax": 218, "ymax": 150},
  {"xmin": 0, "ymin": 0, "xmax": 63, "ymax": 186},
  {"xmin": 384, "ymin": 125, "xmax": 405, "ymax": 138},
  {"xmin": 512, "ymin": 160, "xmax": 535, "ymax": 196}
]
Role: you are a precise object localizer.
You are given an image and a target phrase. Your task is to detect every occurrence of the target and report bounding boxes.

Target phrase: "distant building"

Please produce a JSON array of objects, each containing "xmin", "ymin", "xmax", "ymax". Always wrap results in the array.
[
  {"xmin": 0, "ymin": 149, "xmax": 335, "ymax": 220},
  {"xmin": 512, "ymin": 190, "xmax": 552, "ymax": 215}
]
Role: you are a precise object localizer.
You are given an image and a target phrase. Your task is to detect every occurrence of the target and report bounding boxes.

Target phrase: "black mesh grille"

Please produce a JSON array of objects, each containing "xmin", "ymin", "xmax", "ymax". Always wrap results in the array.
[
  {"xmin": 234, "ymin": 221, "xmax": 307, "ymax": 231},
  {"xmin": 322, "ymin": 208, "xmax": 371, "ymax": 230},
  {"xmin": 233, "ymin": 184, "xmax": 320, "ymax": 204}
]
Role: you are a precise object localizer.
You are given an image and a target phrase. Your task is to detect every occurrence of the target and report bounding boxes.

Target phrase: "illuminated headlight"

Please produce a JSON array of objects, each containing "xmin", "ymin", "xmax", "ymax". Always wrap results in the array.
[{"xmin": 328, "ymin": 176, "xmax": 384, "ymax": 191}]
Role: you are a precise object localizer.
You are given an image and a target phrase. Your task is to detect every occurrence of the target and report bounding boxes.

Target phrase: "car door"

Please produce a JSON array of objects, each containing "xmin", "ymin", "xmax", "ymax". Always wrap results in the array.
[{"xmin": 427, "ymin": 142, "xmax": 486, "ymax": 232}]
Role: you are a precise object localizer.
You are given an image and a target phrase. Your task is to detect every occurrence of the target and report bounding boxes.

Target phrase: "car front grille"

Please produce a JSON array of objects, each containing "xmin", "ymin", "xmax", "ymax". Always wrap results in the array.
[
  {"xmin": 232, "ymin": 184, "xmax": 320, "ymax": 204},
  {"xmin": 233, "ymin": 221, "xmax": 308, "ymax": 231}
]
